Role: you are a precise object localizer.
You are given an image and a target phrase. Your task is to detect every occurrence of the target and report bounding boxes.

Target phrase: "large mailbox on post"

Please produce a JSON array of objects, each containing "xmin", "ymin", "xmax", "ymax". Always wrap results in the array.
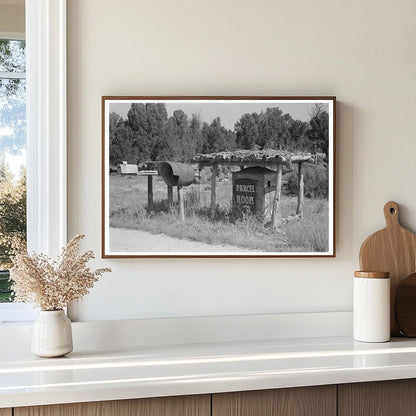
[
  {"xmin": 159, "ymin": 162, "xmax": 195, "ymax": 187},
  {"xmin": 232, "ymin": 166, "xmax": 277, "ymax": 220}
]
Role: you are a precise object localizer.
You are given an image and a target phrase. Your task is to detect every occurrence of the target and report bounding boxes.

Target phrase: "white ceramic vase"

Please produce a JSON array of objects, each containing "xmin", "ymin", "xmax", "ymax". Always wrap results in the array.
[{"xmin": 31, "ymin": 310, "xmax": 73, "ymax": 357}]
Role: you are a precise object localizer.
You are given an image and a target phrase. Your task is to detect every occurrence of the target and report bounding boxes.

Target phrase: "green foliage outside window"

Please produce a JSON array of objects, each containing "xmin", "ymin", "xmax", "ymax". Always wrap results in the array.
[
  {"xmin": 0, "ymin": 39, "xmax": 27, "ymax": 302},
  {"xmin": 0, "ymin": 163, "xmax": 26, "ymax": 302}
]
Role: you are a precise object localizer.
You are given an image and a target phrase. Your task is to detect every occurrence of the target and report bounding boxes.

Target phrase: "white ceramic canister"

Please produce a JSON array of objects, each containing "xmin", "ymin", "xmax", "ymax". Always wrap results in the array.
[{"xmin": 353, "ymin": 271, "xmax": 390, "ymax": 343}]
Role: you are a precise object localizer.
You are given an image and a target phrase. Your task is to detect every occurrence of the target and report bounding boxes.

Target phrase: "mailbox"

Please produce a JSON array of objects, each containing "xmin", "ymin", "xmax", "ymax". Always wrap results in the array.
[
  {"xmin": 159, "ymin": 162, "xmax": 195, "ymax": 187},
  {"xmin": 232, "ymin": 166, "xmax": 276, "ymax": 220}
]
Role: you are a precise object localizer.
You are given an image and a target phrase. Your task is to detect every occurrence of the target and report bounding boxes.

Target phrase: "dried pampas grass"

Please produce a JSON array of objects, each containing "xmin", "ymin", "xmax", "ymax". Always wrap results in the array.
[{"xmin": 10, "ymin": 234, "xmax": 111, "ymax": 311}]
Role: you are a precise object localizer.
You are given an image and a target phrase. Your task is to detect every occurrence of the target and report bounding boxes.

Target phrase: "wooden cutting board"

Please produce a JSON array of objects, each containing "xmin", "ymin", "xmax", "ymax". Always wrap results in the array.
[{"xmin": 359, "ymin": 201, "xmax": 416, "ymax": 336}]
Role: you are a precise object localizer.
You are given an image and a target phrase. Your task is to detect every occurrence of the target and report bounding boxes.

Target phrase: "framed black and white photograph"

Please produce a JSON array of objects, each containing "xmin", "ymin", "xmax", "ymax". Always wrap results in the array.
[{"xmin": 102, "ymin": 96, "xmax": 335, "ymax": 258}]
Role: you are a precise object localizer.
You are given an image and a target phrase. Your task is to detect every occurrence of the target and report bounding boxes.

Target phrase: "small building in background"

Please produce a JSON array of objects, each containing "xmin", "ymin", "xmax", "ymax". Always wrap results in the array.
[{"xmin": 119, "ymin": 161, "xmax": 138, "ymax": 175}]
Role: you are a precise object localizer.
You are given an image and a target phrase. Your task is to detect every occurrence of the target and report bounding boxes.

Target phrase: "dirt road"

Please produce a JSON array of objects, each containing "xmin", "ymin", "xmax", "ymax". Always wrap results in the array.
[{"xmin": 110, "ymin": 227, "xmax": 252, "ymax": 253}]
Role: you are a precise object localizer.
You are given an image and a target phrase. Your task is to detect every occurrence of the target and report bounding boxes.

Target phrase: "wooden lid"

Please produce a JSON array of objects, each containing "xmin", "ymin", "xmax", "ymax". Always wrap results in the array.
[{"xmin": 354, "ymin": 271, "xmax": 389, "ymax": 279}]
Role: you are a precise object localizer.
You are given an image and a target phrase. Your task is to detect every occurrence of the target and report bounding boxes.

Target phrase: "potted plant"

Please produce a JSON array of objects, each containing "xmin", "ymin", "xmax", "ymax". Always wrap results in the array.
[{"xmin": 10, "ymin": 234, "xmax": 111, "ymax": 357}]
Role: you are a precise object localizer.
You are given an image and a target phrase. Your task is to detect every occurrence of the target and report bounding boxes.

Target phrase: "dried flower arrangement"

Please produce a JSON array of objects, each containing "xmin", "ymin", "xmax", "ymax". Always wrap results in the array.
[{"xmin": 10, "ymin": 234, "xmax": 111, "ymax": 311}]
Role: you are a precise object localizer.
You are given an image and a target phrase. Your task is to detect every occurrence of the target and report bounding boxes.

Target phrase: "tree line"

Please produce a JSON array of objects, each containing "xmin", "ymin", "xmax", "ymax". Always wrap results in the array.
[{"xmin": 109, "ymin": 103, "xmax": 329, "ymax": 166}]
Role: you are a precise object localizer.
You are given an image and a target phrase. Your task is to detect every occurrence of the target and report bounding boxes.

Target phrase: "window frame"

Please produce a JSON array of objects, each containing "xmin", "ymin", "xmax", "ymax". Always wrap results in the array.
[
  {"xmin": 26, "ymin": 0, "xmax": 67, "ymax": 257},
  {"xmin": 0, "ymin": 0, "xmax": 67, "ymax": 323}
]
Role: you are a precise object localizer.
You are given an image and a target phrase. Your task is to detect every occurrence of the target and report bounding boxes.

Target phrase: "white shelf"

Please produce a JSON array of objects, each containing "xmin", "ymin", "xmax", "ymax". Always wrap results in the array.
[{"xmin": 2, "ymin": 335, "xmax": 416, "ymax": 408}]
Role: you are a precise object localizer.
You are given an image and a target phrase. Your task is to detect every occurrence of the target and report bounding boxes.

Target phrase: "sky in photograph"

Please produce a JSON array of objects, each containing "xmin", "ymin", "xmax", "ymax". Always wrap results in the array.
[{"xmin": 110, "ymin": 101, "xmax": 328, "ymax": 130}]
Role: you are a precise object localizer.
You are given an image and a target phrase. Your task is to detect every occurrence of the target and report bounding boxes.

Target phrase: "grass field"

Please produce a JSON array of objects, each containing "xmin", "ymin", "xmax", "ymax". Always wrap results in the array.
[{"xmin": 109, "ymin": 172, "xmax": 329, "ymax": 253}]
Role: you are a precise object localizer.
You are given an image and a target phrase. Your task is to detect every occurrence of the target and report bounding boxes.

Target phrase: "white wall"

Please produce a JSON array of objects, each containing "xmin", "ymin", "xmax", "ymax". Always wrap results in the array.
[{"xmin": 67, "ymin": 0, "xmax": 416, "ymax": 322}]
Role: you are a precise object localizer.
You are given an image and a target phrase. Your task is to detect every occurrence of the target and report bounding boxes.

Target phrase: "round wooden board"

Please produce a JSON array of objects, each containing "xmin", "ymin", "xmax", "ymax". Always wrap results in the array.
[{"xmin": 395, "ymin": 272, "xmax": 416, "ymax": 337}]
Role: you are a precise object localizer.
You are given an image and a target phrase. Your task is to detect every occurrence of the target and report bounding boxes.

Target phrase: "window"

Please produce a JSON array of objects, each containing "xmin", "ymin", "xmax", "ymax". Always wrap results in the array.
[
  {"xmin": 0, "ymin": 33, "xmax": 34, "ymax": 322},
  {"xmin": 0, "ymin": 36, "xmax": 26, "ymax": 301},
  {"xmin": 0, "ymin": 34, "xmax": 32, "ymax": 323},
  {"xmin": 0, "ymin": 1, "xmax": 67, "ymax": 324}
]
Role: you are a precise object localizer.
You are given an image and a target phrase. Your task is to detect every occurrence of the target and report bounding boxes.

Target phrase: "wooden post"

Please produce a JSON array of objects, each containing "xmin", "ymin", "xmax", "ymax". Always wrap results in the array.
[
  {"xmin": 198, "ymin": 168, "xmax": 202, "ymax": 206},
  {"xmin": 178, "ymin": 186, "xmax": 185, "ymax": 221},
  {"xmin": 296, "ymin": 162, "xmax": 304, "ymax": 218},
  {"xmin": 167, "ymin": 185, "xmax": 173, "ymax": 211},
  {"xmin": 147, "ymin": 175, "xmax": 153, "ymax": 211},
  {"xmin": 210, "ymin": 163, "xmax": 218, "ymax": 218},
  {"xmin": 271, "ymin": 163, "xmax": 283, "ymax": 229}
]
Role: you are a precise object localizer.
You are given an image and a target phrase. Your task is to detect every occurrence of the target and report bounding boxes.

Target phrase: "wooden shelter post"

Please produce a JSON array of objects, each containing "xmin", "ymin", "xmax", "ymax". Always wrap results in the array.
[
  {"xmin": 271, "ymin": 163, "xmax": 283, "ymax": 229},
  {"xmin": 178, "ymin": 186, "xmax": 185, "ymax": 221},
  {"xmin": 210, "ymin": 163, "xmax": 218, "ymax": 218},
  {"xmin": 198, "ymin": 167, "xmax": 202, "ymax": 206},
  {"xmin": 296, "ymin": 162, "xmax": 304, "ymax": 218},
  {"xmin": 147, "ymin": 175, "xmax": 153, "ymax": 211}
]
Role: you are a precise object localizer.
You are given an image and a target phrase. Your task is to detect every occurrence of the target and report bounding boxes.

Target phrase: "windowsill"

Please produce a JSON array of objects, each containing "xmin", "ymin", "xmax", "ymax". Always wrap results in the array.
[{"xmin": 0, "ymin": 303, "xmax": 36, "ymax": 324}]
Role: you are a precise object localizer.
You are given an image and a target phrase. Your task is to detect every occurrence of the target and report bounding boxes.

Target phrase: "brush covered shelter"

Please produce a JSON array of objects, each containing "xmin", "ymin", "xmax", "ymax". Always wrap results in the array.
[{"xmin": 192, "ymin": 149, "xmax": 312, "ymax": 228}]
